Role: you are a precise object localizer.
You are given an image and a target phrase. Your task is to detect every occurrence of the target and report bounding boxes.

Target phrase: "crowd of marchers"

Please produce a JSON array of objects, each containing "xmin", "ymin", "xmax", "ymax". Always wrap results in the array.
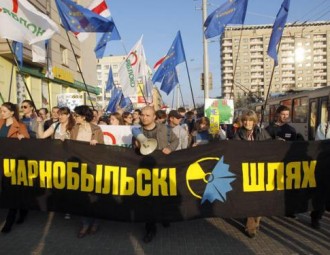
[{"xmin": 0, "ymin": 101, "xmax": 327, "ymax": 242}]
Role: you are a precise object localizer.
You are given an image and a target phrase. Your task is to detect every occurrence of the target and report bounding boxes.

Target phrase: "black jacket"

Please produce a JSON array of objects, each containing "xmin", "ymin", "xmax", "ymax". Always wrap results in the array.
[{"xmin": 234, "ymin": 126, "xmax": 271, "ymax": 141}]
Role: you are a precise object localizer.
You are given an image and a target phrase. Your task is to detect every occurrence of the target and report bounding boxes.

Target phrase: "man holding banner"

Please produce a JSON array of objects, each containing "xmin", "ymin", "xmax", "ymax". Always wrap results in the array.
[{"xmin": 133, "ymin": 106, "xmax": 179, "ymax": 243}]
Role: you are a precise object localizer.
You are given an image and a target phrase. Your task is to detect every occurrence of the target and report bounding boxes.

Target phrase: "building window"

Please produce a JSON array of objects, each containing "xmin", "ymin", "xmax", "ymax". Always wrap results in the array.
[{"xmin": 60, "ymin": 46, "xmax": 69, "ymax": 66}]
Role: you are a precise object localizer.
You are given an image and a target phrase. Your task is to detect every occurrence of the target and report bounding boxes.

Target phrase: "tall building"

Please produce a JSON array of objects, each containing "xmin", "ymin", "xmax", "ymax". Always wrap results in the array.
[
  {"xmin": 0, "ymin": 0, "xmax": 100, "ymax": 109},
  {"xmin": 97, "ymin": 56, "xmax": 163, "ymax": 111},
  {"xmin": 221, "ymin": 21, "xmax": 330, "ymax": 101},
  {"xmin": 97, "ymin": 55, "xmax": 126, "ymax": 109}
]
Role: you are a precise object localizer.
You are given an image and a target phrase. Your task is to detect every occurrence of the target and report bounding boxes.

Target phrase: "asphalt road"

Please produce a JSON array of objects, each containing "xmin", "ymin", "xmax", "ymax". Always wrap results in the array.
[{"xmin": 0, "ymin": 210, "xmax": 329, "ymax": 255}]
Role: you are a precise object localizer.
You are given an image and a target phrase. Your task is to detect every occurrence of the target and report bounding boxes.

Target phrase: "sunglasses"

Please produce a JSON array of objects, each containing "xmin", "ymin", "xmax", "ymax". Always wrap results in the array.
[{"xmin": 21, "ymin": 105, "xmax": 29, "ymax": 109}]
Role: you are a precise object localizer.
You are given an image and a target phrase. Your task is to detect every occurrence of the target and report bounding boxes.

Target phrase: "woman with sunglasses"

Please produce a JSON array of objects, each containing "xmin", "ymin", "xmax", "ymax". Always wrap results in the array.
[
  {"xmin": 20, "ymin": 99, "xmax": 38, "ymax": 139},
  {"xmin": 70, "ymin": 105, "xmax": 104, "ymax": 238},
  {"xmin": 37, "ymin": 107, "xmax": 75, "ymax": 140},
  {"xmin": 0, "ymin": 102, "xmax": 30, "ymax": 233}
]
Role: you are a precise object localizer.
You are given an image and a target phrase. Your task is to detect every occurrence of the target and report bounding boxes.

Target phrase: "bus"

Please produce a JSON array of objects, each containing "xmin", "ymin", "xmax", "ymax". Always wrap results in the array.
[{"xmin": 236, "ymin": 86, "xmax": 330, "ymax": 141}]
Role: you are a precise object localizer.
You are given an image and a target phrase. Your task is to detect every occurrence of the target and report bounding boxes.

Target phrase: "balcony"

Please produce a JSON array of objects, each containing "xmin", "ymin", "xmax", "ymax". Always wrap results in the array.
[
  {"xmin": 313, "ymin": 35, "xmax": 327, "ymax": 41},
  {"xmin": 314, "ymin": 43, "xmax": 326, "ymax": 48},
  {"xmin": 313, "ymin": 64, "xmax": 327, "ymax": 69},
  {"xmin": 222, "ymin": 40, "xmax": 232, "ymax": 46},
  {"xmin": 0, "ymin": 39, "xmax": 41, "ymax": 67},
  {"xmin": 313, "ymin": 57, "xmax": 327, "ymax": 63},
  {"xmin": 222, "ymin": 54, "xmax": 233, "ymax": 60},
  {"xmin": 250, "ymin": 39, "xmax": 263, "ymax": 45},
  {"xmin": 223, "ymin": 69, "xmax": 233, "ymax": 74},
  {"xmin": 250, "ymin": 47, "xmax": 263, "ymax": 52}
]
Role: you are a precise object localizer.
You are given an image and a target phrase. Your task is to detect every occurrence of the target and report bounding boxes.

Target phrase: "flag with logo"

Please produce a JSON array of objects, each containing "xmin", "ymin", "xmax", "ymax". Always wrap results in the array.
[
  {"xmin": 12, "ymin": 41, "xmax": 23, "ymax": 67},
  {"xmin": 137, "ymin": 46, "xmax": 153, "ymax": 105},
  {"xmin": 204, "ymin": 0, "xmax": 248, "ymax": 39},
  {"xmin": 105, "ymin": 66, "xmax": 115, "ymax": 92},
  {"xmin": 0, "ymin": 0, "xmax": 58, "ymax": 44},
  {"xmin": 118, "ymin": 36, "xmax": 144, "ymax": 104},
  {"xmin": 55, "ymin": 0, "xmax": 114, "ymax": 33},
  {"xmin": 267, "ymin": 0, "xmax": 291, "ymax": 66}
]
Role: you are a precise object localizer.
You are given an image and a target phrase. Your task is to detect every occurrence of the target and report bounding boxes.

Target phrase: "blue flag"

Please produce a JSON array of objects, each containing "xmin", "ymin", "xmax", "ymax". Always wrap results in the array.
[
  {"xmin": 55, "ymin": 0, "xmax": 114, "ymax": 33},
  {"xmin": 12, "ymin": 41, "xmax": 23, "ymax": 67},
  {"xmin": 204, "ymin": 0, "xmax": 248, "ymax": 39},
  {"xmin": 105, "ymin": 66, "xmax": 115, "ymax": 92},
  {"xmin": 152, "ymin": 31, "xmax": 186, "ymax": 84},
  {"xmin": 95, "ymin": 19, "xmax": 121, "ymax": 59},
  {"xmin": 267, "ymin": 0, "xmax": 291, "ymax": 66},
  {"xmin": 106, "ymin": 87, "xmax": 122, "ymax": 113},
  {"xmin": 160, "ymin": 68, "xmax": 179, "ymax": 95},
  {"xmin": 119, "ymin": 96, "xmax": 133, "ymax": 112}
]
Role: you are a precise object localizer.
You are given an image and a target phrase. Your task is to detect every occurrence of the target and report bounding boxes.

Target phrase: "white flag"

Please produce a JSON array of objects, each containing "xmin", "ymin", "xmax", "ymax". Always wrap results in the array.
[
  {"xmin": 31, "ymin": 42, "xmax": 46, "ymax": 63},
  {"xmin": 0, "ymin": 0, "xmax": 59, "ymax": 44},
  {"xmin": 118, "ymin": 36, "xmax": 145, "ymax": 104}
]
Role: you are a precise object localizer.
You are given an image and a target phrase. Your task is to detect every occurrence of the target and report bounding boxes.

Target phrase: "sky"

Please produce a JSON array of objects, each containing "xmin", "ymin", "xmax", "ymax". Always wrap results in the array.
[{"xmin": 90, "ymin": 0, "xmax": 330, "ymax": 108}]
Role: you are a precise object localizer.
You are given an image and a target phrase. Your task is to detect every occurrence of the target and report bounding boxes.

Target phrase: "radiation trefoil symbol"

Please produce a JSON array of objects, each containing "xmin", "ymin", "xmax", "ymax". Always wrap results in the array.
[{"xmin": 186, "ymin": 157, "xmax": 236, "ymax": 204}]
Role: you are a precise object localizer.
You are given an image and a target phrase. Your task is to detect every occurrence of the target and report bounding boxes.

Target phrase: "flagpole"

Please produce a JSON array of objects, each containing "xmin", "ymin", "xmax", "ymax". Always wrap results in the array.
[
  {"xmin": 8, "ymin": 64, "xmax": 14, "ymax": 101},
  {"xmin": 102, "ymin": 78, "xmax": 105, "ymax": 109},
  {"xmin": 65, "ymin": 31, "xmax": 95, "ymax": 110},
  {"xmin": 0, "ymin": 91, "xmax": 4, "ymax": 104},
  {"xmin": 184, "ymin": 60, "xmax": 196, "ymax": 109},
  {"xmin": 6, "ymin": 39, "xmax": 36, "ymax": 109},
  {"xmin": 260, "ymin": 41, "xmax": 282, "ymax": 127},
  {"xmin": 230, "ymin": 25, "xmax": 245, "ymax": 101},
  {"xmin": 176, "ymin": 85, "xmax": 180, "ymax": 109},
  {"xmin": 178, "ymin": 84, "xmax": 185, "ymax": 107},
  {"xmin": 202, "ymin": 0, "xmax": 210, "ymax": 105}
]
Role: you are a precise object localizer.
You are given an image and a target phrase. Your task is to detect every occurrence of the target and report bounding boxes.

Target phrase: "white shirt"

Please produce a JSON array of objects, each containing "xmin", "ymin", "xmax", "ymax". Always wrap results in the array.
[{"xmin": 315, "ymin": 122, "xmax": 330, "ymax": 140}]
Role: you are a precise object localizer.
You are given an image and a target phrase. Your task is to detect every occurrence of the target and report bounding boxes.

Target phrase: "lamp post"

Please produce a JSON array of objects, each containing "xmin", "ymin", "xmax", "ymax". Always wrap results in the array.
[{"xmin": 202, "ymin": 0, "xmax": 209, "ymax": 104}]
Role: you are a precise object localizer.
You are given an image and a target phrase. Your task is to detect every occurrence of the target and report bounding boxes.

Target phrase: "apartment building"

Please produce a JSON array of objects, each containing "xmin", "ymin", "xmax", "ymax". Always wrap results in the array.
[
  {"xmin": 221, "ymin": 21, "xmax": 330, "ymax": 100},
  {"xmin": 0, "ymin": 0, "xmax": 99, "ymax": 109},
  {"xmin": 97, "ymin": 56, "xmax": 163, "ymax": 110},
  {"xmin": 96, "ymin": 55, "xmax": 125, "ymax": 109}
]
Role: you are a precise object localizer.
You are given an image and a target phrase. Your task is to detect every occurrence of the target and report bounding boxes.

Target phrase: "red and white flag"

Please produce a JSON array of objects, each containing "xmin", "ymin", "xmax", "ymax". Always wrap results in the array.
[
  {"xmin": 0, "ymin": 0, "xmax": 58, "ymax": 45},
  {"xmin": 76, "ymin": 0, "xmax": 111, "ymax": 41},
  {"xmin": 153, "ymin": 56, "xmax": 166, "ymax": 70}
]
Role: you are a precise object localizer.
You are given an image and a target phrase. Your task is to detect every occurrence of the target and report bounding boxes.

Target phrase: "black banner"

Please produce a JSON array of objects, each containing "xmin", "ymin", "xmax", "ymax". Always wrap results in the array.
[{"xmin": 0, "ymin": 138, "xmax": 329, "ymax": 222}]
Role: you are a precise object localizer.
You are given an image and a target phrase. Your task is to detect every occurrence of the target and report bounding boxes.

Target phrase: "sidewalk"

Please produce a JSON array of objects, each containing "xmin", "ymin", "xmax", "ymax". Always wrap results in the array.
[{"xmin": 0, "ymin": 210, "xmax": 329, "ymax": 255}]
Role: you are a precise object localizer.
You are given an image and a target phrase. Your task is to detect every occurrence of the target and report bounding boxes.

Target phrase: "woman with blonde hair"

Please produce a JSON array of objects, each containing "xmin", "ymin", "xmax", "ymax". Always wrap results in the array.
[{"xmin": 234, "ymin": 109, "xmax": 271, "ymax": 238}]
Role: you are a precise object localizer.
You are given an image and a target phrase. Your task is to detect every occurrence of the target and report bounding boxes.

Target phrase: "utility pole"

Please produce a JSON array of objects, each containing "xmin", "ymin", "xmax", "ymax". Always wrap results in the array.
[{"xmin": 202, "ymin": 0, "xmax": 209, "ymax": 104}]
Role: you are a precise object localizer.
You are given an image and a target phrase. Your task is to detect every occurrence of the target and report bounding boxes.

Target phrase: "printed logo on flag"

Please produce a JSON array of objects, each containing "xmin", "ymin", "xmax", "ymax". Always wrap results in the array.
[{"xmin": 186, "ymin": 157, "xmax": 236, "ymax": 204}]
